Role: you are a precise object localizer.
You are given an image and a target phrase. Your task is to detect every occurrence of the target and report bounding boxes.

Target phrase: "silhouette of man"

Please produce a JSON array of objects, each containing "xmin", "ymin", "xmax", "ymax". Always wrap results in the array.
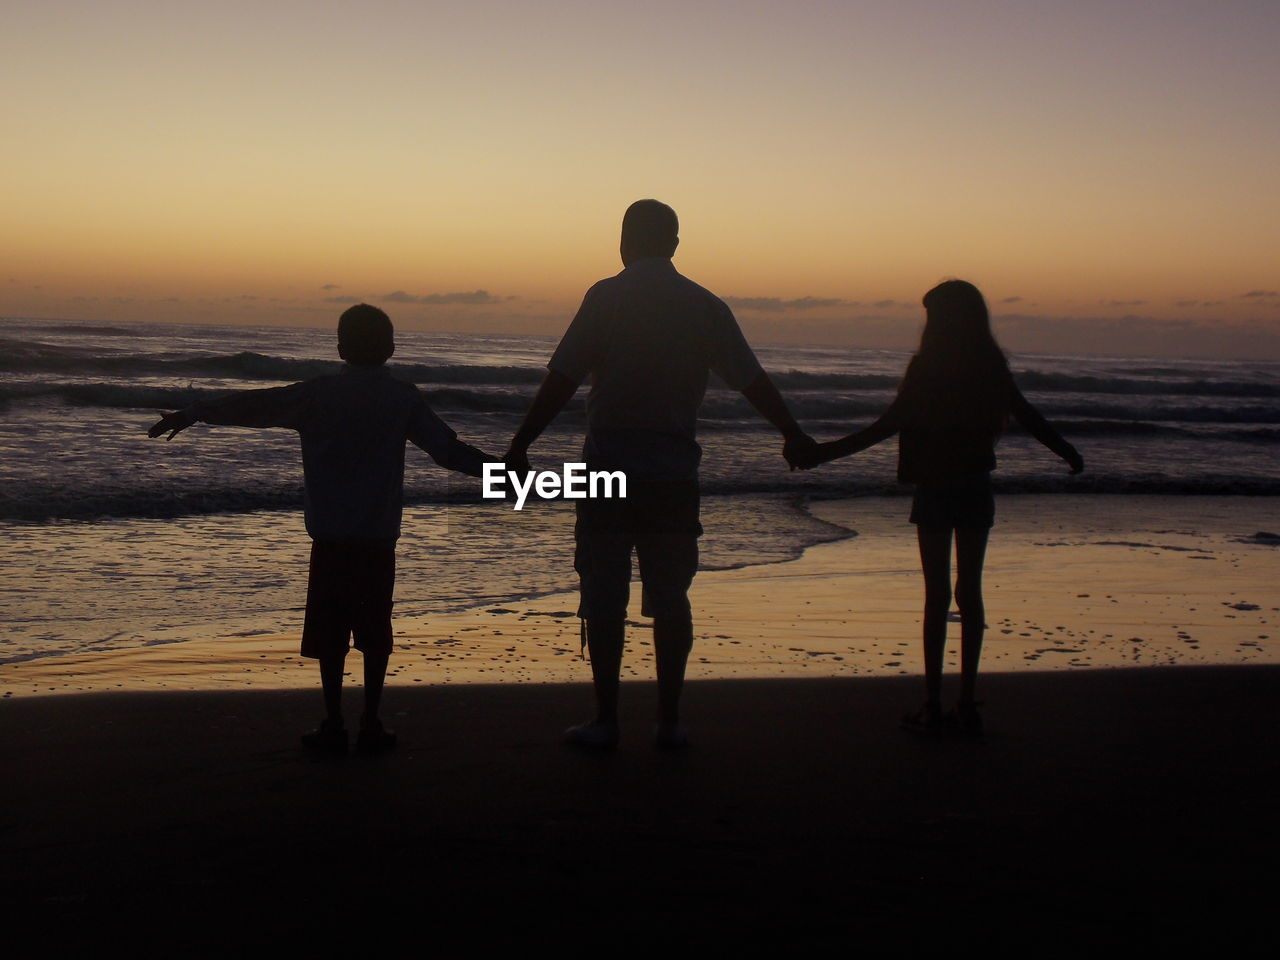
[
  {"xmin": 506, "ymin": 200, "xmax": 814, "ymax": 748},
  {"xmin": 149, "ymin": 304, "xmax": 490, "ymax": 754}
]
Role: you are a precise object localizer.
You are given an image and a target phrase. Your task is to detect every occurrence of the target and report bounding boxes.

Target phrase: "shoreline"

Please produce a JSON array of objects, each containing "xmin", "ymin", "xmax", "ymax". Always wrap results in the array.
[{"xmin": 4, "ymin": 493, "xmax": 1276, "ymax": 698}]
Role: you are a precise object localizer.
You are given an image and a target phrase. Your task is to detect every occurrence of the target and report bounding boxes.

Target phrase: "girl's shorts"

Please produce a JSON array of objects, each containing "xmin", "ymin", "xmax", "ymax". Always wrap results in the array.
[{"xmin": 909, "ymin": 475, "xmax": 995, "ymax": 529}]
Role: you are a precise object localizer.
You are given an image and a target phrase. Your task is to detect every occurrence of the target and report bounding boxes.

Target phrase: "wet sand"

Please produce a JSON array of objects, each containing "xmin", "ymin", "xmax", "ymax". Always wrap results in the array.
[{"xmin": 6, "ymin": 495, "xmax": 1276, "ymax": 696}]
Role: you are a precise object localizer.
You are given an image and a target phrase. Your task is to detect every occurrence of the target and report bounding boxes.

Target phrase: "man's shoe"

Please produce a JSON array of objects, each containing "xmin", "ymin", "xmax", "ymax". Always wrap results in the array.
[
  {"xmin": 654, "ymin": 722, "xmax": 689, "ymax": 750},
  {"xmin": 563, "ymin": 721, "xmax": 620, "ymax": 749}
]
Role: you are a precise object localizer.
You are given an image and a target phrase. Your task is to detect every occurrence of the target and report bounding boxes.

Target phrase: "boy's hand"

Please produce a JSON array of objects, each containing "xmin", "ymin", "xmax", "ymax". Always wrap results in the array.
[
  {"xmin": 503, "ymin": 445, "xmax": 532, "ymax": 477},
  {"xmin": 1065, "ymin": 449, "xmax": 1085, "ymax": 475},
  {"xmin": 149, "ymin": 409, "xmax": 195, "ymax": 441}
]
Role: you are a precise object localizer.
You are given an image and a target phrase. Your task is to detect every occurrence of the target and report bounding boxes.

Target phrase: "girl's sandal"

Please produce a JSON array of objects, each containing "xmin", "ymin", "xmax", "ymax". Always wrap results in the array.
[
  {"xmin": 950, "ymin": 700, "xmax": 985, "ymax": 738},
  {"xmin": 901, "ymin": 700, "xmax": 944, "ymax": 736}
]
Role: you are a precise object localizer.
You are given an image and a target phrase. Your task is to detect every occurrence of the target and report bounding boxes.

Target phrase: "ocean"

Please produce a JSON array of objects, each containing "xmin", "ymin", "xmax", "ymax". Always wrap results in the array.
[{"xmin": 2, "ymin": 315, "xmax": 1277, "ymax": 666}]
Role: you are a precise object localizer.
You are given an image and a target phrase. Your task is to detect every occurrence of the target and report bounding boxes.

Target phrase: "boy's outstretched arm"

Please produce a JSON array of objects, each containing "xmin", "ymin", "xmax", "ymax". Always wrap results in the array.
[
  {"xmin": 739, "ymin": 372, "xmax": 816, "ymax": 471},
  {"xmin": 408, "ymin": 397, "xmax": 493, "ymax": 478},
  {"xmin": 147, "ymin": 384, "xmax": 308, "ymax": 440},
  {"xmin": 1010, "ymin": 387, "xmax": 1084, "ymax": 473},
  {"xmin": 503, "ymin": 370, "xmax": 579, "ymax": 474},
  {"xmin": 149, "ymin": 408, "xmax": 196, "ymax": 440}
]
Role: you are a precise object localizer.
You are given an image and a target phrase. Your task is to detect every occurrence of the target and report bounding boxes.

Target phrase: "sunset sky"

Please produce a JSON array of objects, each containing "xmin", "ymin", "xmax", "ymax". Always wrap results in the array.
[{"xmin": 4, "ymin": 0, "xmax": 1278, "ymax": 356}]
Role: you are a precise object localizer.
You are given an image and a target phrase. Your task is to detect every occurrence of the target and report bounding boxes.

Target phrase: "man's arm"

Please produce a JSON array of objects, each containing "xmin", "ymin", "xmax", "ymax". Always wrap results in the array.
[
  {"xmin": 503, "ymin": 280, "xmax": 603, "ymax": 470},
  {"xmin": 503, "ymin": 370, "xmax": 580, "ymax": 473},
  {"xmin": 147, "ymin": 384, "xmax": 307, "ymax": 440},
  {"xmin": 739, "ymin": 372, "xmax": 816, "ymax": 470},
  {"xmin": 705, "ymin": 298, "xmax": 813, "ymax": 470}
]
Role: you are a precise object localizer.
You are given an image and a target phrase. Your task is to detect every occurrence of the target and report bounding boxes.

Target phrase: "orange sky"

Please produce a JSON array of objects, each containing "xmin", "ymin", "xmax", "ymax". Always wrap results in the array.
[{"xmin": 3, "ymin": 1, "xmax": 1278, "ymax": 356}]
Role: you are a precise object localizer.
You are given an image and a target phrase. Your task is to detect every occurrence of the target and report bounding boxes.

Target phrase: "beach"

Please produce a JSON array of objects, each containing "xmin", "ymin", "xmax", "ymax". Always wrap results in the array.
[{"xmin": 3, "ymin": 494, "xmax": 1277, "ymax": 949}]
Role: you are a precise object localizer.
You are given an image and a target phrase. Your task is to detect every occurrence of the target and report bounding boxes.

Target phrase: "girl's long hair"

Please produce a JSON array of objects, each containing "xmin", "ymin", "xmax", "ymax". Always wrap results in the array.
[{"xmin": 898, "ymin": 279, "xmax": 1011, "ymax": 432}]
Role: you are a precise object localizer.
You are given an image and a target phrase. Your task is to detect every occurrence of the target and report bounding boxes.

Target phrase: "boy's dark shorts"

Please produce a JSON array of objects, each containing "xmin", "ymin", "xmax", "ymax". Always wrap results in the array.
[
  {"xmin": 301, "ymin": 540, "xmax": 396, "ymax": 660},
  {"xmin": 909, "ymin": 474, "xmax": 995, "ymax": 530},
  {"xmin": 574, "ymin": 479, "xmax": 701, "ymax": 625}
]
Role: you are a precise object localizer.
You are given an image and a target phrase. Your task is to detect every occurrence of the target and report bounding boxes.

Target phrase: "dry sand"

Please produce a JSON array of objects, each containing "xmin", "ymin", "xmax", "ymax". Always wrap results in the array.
[{"xmin": 3, "ymin": 671, "xmax": 1277, "ymax": 951}]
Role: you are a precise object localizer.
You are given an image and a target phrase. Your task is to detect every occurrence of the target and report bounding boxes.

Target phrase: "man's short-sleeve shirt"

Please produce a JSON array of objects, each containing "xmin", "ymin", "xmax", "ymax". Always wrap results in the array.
[{"xmin": 548, "ymin": 257, "xmax": 763, "ymax": 482}]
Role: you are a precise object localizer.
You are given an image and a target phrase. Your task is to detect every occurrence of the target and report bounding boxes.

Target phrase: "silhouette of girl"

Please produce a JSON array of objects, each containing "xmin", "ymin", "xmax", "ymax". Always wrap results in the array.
[{"xmin": 802, "ymin": 280, "xmax": 1082, "ymax": 735}]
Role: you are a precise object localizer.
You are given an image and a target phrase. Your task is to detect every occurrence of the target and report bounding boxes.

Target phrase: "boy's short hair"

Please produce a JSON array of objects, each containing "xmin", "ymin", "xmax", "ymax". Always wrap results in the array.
[{"xmin": 338, "ymin": 304, "xmax": 394, "ymax": 365}]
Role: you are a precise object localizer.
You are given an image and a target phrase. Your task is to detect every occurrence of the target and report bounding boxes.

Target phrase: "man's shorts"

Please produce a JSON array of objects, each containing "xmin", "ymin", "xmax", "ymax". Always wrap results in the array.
[
  {"xmin": 301, "ymin": 540, "xmax": 396, "ymax": 660},
  {"xmin": 909, "ymin": 474, "xmax": 995, "ymax": 530},
  {"xmin": 574, "ymin": 479, "xmax": 701, "ymax": 625}
]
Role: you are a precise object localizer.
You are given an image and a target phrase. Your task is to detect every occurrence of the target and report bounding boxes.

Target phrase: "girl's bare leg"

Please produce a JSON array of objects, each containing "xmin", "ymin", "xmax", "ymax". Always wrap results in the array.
[
  {"xmin": 916, "ymin": 526, "xmax": 953, "ymax": 710},
  {"xmin": 954, "ymin": 526, "xmax": 991, "ymax": 706}
]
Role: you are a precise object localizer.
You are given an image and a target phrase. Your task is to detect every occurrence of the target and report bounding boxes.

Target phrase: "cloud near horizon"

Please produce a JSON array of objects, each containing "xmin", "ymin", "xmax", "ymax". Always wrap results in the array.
[
  {"xmin": 722, "ymin": 295, "xmax": 847, "ymax": 312},
  {"xmin": 324, "ymin": 290, "xmax": 504, "ymax": 306},
  {"xmin": 728, "ymin": 308, "xmax": 1280, "ymax": 359},
  {"xmin": 384, "ymin": 290, "xmax": 503, "ymax": 305},
  {"xmin": 989, "ymin": 312, "xmax": 1280, "ymax": 358}
]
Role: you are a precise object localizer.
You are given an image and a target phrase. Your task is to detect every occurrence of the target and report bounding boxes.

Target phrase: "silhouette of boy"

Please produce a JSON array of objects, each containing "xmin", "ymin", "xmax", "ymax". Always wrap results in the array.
[{"xmin": 149, "ymin": 304, "xmax": 490, "ymax": 754}]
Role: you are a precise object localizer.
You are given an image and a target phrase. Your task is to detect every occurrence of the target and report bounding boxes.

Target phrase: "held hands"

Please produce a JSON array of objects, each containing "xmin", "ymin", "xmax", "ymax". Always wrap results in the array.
[
  {"xmin": 782, "ymin": 432, "xmax": 819, "ymax": 471},
  {"xmin": 502, "ymin": 445, "xmax": 532, "ymax": 477},
  {"xmin": 785, "ymin": 436, "xmax": 857, "ymax": 471},
  {"xmin": 148, "ymin": 409, "xmax": 195, "ymax": 441}
]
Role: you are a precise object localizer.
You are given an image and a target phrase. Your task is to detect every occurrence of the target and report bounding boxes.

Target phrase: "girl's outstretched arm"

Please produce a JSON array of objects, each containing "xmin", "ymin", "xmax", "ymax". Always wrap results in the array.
[
  {"xmin": 803, "ymin": 397, "xmax": 905, "ymax": 467},
  {"xmin": 1010, "ymin": 386, "xmax": 1084, "ymax": 473}
]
